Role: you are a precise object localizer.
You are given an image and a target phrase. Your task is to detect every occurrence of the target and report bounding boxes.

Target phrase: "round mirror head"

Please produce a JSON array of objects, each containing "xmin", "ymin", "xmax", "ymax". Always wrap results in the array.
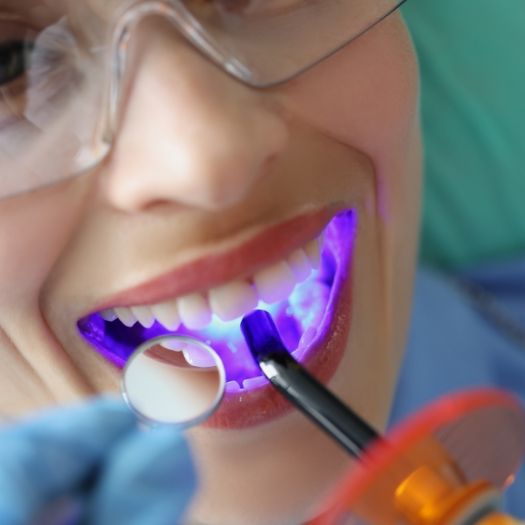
[{"xmin": 122, "ymin": 336, "xmax": 226, "ymax": 428}]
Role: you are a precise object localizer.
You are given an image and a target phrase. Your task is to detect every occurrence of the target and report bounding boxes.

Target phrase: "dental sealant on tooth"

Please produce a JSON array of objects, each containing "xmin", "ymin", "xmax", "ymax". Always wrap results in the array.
[{"xmin": 241, "ymin": 309, "xmax": 380, "ymax": 458}]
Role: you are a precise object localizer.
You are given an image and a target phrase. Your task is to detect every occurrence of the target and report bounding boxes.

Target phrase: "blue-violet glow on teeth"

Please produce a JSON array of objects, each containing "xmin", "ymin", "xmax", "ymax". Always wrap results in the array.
[{"xmin": 77, "ymin": 210, "xmax": 357, "ymax": 392}]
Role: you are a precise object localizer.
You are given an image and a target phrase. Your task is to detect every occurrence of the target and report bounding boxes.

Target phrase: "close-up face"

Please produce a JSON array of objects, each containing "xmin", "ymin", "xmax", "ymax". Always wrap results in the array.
[{"xmin": 0, "ymin": 1, "xmax": 421, "ymax": 524}]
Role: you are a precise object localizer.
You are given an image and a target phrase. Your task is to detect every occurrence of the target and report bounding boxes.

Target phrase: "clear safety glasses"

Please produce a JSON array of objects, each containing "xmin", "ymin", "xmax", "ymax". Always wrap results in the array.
[{"xmin": 0, "ymin": 0, "xmax": 406, "ymax": 200}]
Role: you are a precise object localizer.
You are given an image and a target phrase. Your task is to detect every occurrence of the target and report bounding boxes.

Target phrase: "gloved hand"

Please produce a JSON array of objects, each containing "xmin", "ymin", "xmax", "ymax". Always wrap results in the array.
[{"xmin": 0, "ymin": 397, "xmax": 197, "ymax": 525}]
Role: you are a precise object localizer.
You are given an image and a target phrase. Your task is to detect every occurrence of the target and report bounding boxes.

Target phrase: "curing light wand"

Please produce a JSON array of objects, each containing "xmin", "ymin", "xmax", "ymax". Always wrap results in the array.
[{"xmin": 241, "ymin": 310, "xmax": 380, "ymax": 458}]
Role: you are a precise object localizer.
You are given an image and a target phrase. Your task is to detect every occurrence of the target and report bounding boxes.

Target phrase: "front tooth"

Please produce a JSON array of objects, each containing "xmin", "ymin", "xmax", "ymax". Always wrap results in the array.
[
  {"xmin": 298, "ymin": 326, "xmax": 318, "ymax": 349},
  {"xmin": 159, "ymin": 339, "xmax": 216, "ymax": 368},
  {"xmin": 151, "ymin": 300, "xmax": 181, "ymax": 330},
  {"xmin": 100, "ymin": 308, "xmax": 117, "ymax": 322},
  {"xmin": 254, "ymin": 261, "xmax": 296, "ymax": 304},
  {"xmin": 178, "ymin": 293, "xmax": 212, "ymax": 330},
  {"xmin": 182, "ymin": 347, "xmax": 216, "ymax": 368},
  {"xmin": 131, "ymin": 305, "xmax": 155, "ymax": 328},
  {"xmin": 292, "ymin": 346, "xmax": 306, "ymax": 361},
  {"xmin": 304, "ymin": 238, "xmax": 321, "ymax": 269},
  {"xmin": 209, "ymin": 280, "xmax": 258, "ymax": 321},
  {"xmin": 242, "ymin": 376, "xmax": 268, "ymax": 390},
  {"xmin": 160, "ymin": 339, "xmax": 184, "ymax": 351},
  {"xmin": 114, "ymin": 307, "xmax": 137, "ymax": 327},
  {"xmin": 288, "ymin": 248, "xmax": 312, "ymax": 282},
  {"xmin": 226, "ymin": 380, "xmax": 242, "ymax": 393}
]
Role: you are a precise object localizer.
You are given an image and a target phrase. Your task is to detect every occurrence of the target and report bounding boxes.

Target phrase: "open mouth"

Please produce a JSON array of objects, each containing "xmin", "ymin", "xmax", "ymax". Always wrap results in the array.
[{"xmin": 78, "ymin": 209, "xmax": 357, "ymax": 427}]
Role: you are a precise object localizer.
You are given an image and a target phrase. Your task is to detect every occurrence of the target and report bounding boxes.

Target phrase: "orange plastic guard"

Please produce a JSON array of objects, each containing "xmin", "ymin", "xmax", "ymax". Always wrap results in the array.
[{"xmin": 308, "ymin": 389, "xmax": 525, "ymax": 525}]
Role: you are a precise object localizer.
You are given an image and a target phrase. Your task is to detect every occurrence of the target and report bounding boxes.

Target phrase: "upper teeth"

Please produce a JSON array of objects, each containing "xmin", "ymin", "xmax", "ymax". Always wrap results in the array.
[{"xmin": 100, "ymin": 234, "xmax": 323, "ymax": 331}]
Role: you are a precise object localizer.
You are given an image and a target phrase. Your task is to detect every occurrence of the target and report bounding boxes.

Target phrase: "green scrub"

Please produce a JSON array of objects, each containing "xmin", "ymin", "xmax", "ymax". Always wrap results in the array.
[{"xmin": 402, "ymin": 0, "xmax": 525, "ymax": 269}]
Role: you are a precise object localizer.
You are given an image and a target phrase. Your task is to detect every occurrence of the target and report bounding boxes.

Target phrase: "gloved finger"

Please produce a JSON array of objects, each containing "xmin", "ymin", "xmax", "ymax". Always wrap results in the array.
[
  {"xmin": 0, "ymin": 397, "xmax": 137, "ymax": 525},
  {"xmin": 88, "ymin": 426, "xmax": 197, "ymax": 525}
]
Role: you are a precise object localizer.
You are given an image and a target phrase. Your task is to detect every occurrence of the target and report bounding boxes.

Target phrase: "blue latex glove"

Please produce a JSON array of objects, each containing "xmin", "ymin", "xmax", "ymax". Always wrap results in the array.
[{"xmin": 0, "ymin": 397, "xmax": 197, "ymax": 525}]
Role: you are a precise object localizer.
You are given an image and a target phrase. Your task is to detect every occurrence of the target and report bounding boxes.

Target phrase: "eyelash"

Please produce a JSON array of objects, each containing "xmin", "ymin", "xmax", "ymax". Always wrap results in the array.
[
  {"xmin": 0, "ymin": 17, "xmax": 37, "ymax": 88},
  {"xmin": 0, "ymin": 17, "xmax": 84, "ymax": 131},
  {"xmin": 0, "ymin": 39, "xmax": 29, "ymax": 87}
]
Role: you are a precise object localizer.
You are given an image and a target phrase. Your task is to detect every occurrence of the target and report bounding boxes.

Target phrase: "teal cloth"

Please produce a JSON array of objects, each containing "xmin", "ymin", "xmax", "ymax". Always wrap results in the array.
[{"xmin": 402, "ymin": 0, "xmax": 525, "ymax": 269}]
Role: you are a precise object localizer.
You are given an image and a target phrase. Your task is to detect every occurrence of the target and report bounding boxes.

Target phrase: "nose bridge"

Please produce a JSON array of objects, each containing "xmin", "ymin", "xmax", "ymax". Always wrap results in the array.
[
  {"xmin": 107, "ymin": 0, "xmax": 251, "ymax": 134},
  {"xmin": 108, "ymin": 1, "xmax": 192, "ymax": 135},
  {"xmin": 102, "ymin": 2, "xmax": 289, "ymax": 212}
]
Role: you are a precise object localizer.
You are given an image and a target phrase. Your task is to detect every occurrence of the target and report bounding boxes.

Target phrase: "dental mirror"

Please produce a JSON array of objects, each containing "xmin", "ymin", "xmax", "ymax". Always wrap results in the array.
[{"xmin": 122, "ymin": 335, "xmax": 226, "ymax": 428}]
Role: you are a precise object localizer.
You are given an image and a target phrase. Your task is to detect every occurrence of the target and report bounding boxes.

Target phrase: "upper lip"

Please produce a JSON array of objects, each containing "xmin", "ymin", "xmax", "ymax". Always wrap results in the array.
[{"xmin": 93, "ymin": 206, "xmax": 342, "ymax": 313}]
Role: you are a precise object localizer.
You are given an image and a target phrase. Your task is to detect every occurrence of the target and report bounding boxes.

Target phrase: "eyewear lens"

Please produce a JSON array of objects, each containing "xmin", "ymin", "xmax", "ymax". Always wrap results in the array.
[{"xmin": 0, "ymin": 0, "xmax": 404, "ymax": 200}]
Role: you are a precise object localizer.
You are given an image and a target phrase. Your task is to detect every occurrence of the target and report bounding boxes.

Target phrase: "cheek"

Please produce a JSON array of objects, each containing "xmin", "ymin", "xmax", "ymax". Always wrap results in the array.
[
  {"xmin": 280, "ymin": 12, "xmax": 421, "ymax": 277},
  {"xmin": 0, "ymin": 179, "xmax": 89, "ymax": 305},
  {"xmin": 280, "ymin": 14, "xmax": 422, "ymax": 374},
  {"xmin": 281, "ymin": 14, "xmax": 419, "ymax": 160}
]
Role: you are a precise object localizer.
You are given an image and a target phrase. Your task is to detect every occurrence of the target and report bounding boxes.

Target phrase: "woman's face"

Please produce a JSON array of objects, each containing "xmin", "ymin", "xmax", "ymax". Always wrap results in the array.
[{"xmin": 0, "ymin": 4, "xmax": 421, "ymax": 524}]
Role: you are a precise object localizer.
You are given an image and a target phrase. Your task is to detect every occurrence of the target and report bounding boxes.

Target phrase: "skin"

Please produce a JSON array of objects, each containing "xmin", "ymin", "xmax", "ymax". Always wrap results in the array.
[{"xmin": 0, "ymin": 5, "xmax": 421, "ymax": 525}]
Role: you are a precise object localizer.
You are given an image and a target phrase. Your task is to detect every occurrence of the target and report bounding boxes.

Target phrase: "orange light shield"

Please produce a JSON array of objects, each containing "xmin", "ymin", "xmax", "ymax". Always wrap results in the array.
[{"xmin": 309, "ymin": 389, "xmax": 525, "ymax": 525}]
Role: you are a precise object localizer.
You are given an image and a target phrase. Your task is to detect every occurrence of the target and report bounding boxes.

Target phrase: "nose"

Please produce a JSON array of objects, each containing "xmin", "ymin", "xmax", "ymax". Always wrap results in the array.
[{"xmin": 103, "ymin": 19, "xmax": 289, "ymax": 212}]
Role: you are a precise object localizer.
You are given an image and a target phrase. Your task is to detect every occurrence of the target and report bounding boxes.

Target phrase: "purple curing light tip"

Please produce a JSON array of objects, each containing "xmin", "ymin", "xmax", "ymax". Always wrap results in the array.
[{"xmin": 241, "ymin": 310, "xmax": 288, "ymax": 362}]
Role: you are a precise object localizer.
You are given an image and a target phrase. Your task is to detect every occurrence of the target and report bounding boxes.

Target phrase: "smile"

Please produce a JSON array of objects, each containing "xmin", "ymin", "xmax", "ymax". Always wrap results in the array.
[{"xmin": 77, "ymin": 208, "xmax": 357, "ymax": 428}]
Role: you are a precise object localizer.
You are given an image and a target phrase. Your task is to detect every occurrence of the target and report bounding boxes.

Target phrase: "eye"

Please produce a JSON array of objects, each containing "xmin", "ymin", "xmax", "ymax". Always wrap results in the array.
[
  {"xmin": 0, "ymin": 17, "xmax": 82, "ymax": 110},
  {"xmin": 0, "ymin": 39, "xmax": 32, "ymax": 87}
]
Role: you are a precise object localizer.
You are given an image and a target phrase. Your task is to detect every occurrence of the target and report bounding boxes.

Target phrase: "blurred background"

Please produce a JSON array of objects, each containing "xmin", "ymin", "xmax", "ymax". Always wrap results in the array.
[{"xmin": 393, "ymin": 0, "xmax": 525, "ymax": 517}]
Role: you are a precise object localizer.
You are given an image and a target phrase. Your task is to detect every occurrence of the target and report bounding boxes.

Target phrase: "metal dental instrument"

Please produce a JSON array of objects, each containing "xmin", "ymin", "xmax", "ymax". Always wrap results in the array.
[{"xmin": 122, "ymin": 335, "xmax": 226, "ymax": 428}]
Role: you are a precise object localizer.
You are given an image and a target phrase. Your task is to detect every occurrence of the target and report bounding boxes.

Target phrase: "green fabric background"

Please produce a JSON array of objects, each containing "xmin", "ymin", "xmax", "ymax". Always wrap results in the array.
[{"xmin": 401, "ymin": 0, "xmax": 525, "ymax": 269}]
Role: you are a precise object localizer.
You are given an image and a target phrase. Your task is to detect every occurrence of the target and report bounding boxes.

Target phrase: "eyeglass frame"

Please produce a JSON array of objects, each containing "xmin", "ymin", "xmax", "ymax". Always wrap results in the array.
[{"xmin": 0, "ymin": 0, "xmax": 408, "ymax": 201}]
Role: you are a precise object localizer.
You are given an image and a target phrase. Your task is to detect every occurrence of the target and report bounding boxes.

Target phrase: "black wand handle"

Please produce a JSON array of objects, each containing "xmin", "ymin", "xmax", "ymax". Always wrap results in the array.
[{"xmin": 241, "ymin": 310, "xmax": 380, "ymax": 458}]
